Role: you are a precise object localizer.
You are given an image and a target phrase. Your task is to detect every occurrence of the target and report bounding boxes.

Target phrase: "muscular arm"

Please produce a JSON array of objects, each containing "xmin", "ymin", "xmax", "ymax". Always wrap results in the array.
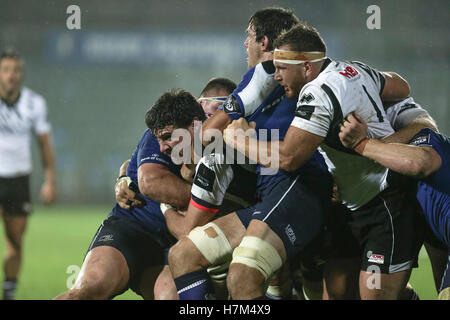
[
  {"xmin": 380, "ymin": 72, "xmax": 410, "ymax": 102},
  {"xmin": 339, "ymin": 112, "xmax": 442, "ymax": 178},
  {"xmin": 360, "ymin": 139, "xmax": 441, "ymax": 178},
  {"xmin": 36, "ymin": 133, "xmax": 56, "ymax": 204},
  {"xmin": 163, "ymin": 205, "xmax": 215, "ymax": 240},
  {"xmin": 223, "ymin": 118, "xmax": 324, "ymax": 172},
  {"xmin": 138, "ymin": 163, "xmax": 191, "ymax": 210},
  {"xmin": 382, "ymin": 116, "xmax": 438, "ymax": 144},
  {"xmin": 201, "ymin": 110, "xmax": 232, "ymax": 145}
]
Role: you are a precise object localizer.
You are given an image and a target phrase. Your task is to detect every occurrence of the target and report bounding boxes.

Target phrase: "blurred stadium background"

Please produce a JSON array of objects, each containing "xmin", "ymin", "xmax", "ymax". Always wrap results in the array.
[{"xmin": 0, "ymin": 0, "xmax": 448, "ymax": 299}]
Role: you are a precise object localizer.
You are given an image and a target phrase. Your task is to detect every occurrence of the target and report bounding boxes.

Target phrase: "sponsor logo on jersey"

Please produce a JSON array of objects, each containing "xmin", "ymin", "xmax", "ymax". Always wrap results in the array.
[
  {"xmin": 220, "ymin": 95, "xmax": 242, "ymax": 114},
  {"xmin": 98, "ymin": 235, "xmax": 114, "ymax": 242},
  {"xmin": 193, "ymin": 163, "xmax": 215, "ymax": 192},
  {"xmin": 410, "ymin": 134, "xmax": 430, "ymax": 146},
  {"xmin": 367, "ymin": 251, "xmax": 384, "ymax": 264},
  {"xmin": 295, "ymin": 104, "xmax": 315, "ymax": 120},
  {"xmin": 339, "ymin": 66, "xmax": 359, "ymax": 79},
  {"xmin": 285, "ymin": 224, "xmax": 296, "ymax": 245}
]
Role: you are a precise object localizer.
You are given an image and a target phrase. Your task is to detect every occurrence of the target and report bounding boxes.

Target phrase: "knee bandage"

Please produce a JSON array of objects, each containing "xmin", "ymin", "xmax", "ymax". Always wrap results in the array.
[
  {"xmin": 231, "ymin": 236, "xmax": 283, "ymax": 281},
  {"xmin": 187, "ymin": 222, "xmax": 233, "ymax": 265}
]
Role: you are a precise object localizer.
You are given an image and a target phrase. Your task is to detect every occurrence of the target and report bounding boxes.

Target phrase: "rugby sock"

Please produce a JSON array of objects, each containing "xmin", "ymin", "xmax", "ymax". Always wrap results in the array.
[
  {"xmin": 3, "ymin": 279, "xmax": 17, "ymax": 300},
  {"xmin": 174, "ymin": 269, "xmax": 215, "ymax": 300}
]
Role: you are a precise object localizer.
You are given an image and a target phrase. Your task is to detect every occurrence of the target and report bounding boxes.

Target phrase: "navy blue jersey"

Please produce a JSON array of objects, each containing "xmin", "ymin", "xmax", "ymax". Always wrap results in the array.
[
  {"xmin": 220, "ymin": 65, "xmax": 330, "ymax": 198},
  {"xmin": 110, "ymin": 129, "xmax": 182, "ymax": 237},
  {"xmin": 410, "ymin": 128, "xmax": 450, "ymax": 246}
]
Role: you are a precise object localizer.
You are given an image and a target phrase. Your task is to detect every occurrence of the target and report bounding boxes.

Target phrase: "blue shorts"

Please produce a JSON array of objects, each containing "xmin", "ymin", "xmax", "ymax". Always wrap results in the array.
[
  {"xmin": 87, "ymin": 212, "xmax": 174, "ymax": 296},
  {"xmin": 236, "ymin": 174, "xmax": 331, "ymax": 258}
]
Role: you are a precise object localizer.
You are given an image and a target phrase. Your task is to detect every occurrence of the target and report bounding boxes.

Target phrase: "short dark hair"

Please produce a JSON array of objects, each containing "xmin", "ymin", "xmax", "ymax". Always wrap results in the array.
[
  {"xmin": 249, "ymin": 7, "xmax": 300, "ymax": 51},
  {"xmin": 200, "ymin": 77, "xmax": 237, "ymax": 96},
  {"xmin": 0, "ymin": 49, "xmax": 23, "ymax": 63},
  {"xmin": 274, "ymin": 23, "xmax": 327, "ymax": 53},
  {"xmin": 145, "ymin": 89, "xmax": 206, "ymax": 134}
]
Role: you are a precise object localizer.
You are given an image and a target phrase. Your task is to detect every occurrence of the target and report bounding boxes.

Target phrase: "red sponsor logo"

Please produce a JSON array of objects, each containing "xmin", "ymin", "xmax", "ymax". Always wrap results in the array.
[{"xmin": 339, "ymin": 66, "xmax": 359, "ymax": 79}]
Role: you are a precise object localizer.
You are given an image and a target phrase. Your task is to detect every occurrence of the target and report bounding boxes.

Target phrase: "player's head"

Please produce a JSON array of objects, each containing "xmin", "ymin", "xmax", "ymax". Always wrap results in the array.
[
  {"xmin": 245, "ymin": 7, "xmax": 300, "ymax": 69},
  {"xmin": 273, "ymin": 23, "xmax": 327, "ymax": 99},
  {"xmin": 0, "ymin": 49, "xmax": 24, "ymax": 95},
  {"xmin": 198, "ymin": 77, "xmax": 237, "ymax": 117},
  {"xmin": 145, "ymin": 89, "xmax": 206, "ymax": 156}
]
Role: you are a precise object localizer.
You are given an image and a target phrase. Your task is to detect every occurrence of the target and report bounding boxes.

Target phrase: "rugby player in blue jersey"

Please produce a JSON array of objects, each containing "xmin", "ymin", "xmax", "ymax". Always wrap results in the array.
[
  {"xmin": 54, "ymin": 90, "xmax": 203, "ymax": 300},
  {"xmin": 339, "ymin": 106, "xmax": 450, "ymax": 300},
  {"xmin": 166, "ymin": 8, "xmax": 334, "ymax": 300}
]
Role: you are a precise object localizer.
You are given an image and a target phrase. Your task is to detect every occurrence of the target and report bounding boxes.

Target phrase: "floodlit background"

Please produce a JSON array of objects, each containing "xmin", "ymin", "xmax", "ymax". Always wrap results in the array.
[{"xmin": 0, "ymin": 0, "xmax": 448, "ymax": 299}]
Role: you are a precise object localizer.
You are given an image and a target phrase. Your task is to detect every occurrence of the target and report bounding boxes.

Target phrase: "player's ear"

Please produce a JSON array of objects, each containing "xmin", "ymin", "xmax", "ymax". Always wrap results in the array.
[{"xmin": 260, "ymin": 35, "xmax": 270, "ymax": 52}]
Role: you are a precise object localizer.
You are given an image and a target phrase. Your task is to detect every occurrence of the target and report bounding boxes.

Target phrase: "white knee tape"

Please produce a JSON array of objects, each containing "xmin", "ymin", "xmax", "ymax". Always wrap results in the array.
[
  {"xmin": 231, "ymin": 236, "xmax": 283, "ymax": 281},
  {"xmin": 187, "ymin": 222, "xmax": 233, "ymax": 265}
]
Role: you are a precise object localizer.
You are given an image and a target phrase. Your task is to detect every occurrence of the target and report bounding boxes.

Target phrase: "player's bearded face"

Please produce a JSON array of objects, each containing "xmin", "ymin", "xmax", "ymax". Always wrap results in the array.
[
  {"xmin": 0, "ymin": 58, "xmax": 23, "ymax": 94},
  {"xmin": 274, "ymin": 61, "xmax": 307, "ymax": 100}
]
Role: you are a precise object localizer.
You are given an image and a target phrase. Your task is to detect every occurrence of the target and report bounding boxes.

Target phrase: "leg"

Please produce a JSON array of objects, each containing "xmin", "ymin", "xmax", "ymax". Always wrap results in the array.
[
  {"xmin": 227, "ymin": 219, "xmax": 286, "ymax": 300},
  {"xmin": 359, "ymin": 269, "xmax": 411, "ymax": 300},
  {"xmin": 2, "ymin": 212, "xmax": 27, "ymax": 300},
  {"xmin": 153, "ymin": 265, "xmax": 178, "ymax": 300},
  {"xmin": 54, "ymin": 246, "xmax": 130, "ymax": 300},
  {"xmin": 322, "ymin": 257, "xmax": 360, "ymax": 300},
  {"xmin": 169, "ymin": 212, "xmax": 246, "ymax": 300},
  {"xmin": 424, "ymin": 241, "xmax": 449, "ymax": 293}
]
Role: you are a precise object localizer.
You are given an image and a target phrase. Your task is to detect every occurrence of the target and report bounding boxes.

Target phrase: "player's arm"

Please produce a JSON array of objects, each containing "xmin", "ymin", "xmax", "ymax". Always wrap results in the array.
[
  {"xmin": 339, "ymin": 112, "xmax": 442, "ymax": 178},
  {"xmin": 36, "ymin": 133, "xmax": 56, "ymax": 205},
  {"xmin": 382, "ymin": 116, "xmax": 438, "ymax": 144},
  {"xmin": 380, "ymin": 72, "xmax": 410, "ymax": 102},
  {"xmin": 138, "ymin": 163, "xmax": 191, "ymax": 210},
  {"xmin": 201, "ymin": 110, "xmax": 232, "ymax": 145},
  {"xmin": 162, "ymin": 204, "xmax": 215, "ymax": 240},
  {"xmin": 223, "ymin": 118, "xmax": 324, "ymax": 172}
]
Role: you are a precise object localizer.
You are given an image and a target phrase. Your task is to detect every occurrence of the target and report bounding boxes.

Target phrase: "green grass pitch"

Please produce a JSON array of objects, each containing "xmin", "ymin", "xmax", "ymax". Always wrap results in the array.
[{"xmin": 0, "ymin": 205, "xmax": 439, "ymax": 300}]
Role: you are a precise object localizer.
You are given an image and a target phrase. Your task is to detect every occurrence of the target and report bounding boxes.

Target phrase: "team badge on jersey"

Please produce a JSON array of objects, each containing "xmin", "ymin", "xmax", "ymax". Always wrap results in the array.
[
  {"xmin": 299, "ymin": 93, "xmax": 315, "ymax": 104},
  {"xmin": 220, "ymin": 95, "xmax": 242, "ymax": 114}
]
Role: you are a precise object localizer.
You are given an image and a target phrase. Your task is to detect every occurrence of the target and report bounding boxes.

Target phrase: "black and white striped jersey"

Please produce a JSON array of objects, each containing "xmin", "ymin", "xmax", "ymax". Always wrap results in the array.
[
  {"xmin": 291, "ymin": 59, "xmax": 395, "ymax": 210},
  {"xmin": 0, "ymin": 87, "xmax": 51, "ymax": 177}
]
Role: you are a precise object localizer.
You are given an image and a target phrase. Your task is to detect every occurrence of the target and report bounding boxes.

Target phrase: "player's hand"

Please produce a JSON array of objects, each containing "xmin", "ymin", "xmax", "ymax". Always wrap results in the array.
[
  {"xmin": 223, "ymin": 118, "xmax": 256, "ymax": 146},
  {"xmin": 115, "ymin": 177, "xmax": 144, "ymax": 209},
  {"xmin": 339, "ymin": 112, "xmax": 369, "ymax": 149},
  {"xmin": 40, "ymin": 181, "xmax": 56, "ymax": 205}
]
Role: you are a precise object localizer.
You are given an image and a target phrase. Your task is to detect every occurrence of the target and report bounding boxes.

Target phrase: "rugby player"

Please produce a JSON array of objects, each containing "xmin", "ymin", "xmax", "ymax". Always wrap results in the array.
[
  {"xmin": 167, "ymin": 8, "xmax": 334, "ymax": 300},
  {"xmin": 54, "ymin": 90, "xmax": 199, "ymax": 300},
  {"xmin": 338, "ymin": 101, "xmax": 450, "ymax": 300},
  {"xmin": 223, "ymin": 23, "xmax": 419, "ymax": 299},
  {"xmin": 0, "ymin": 50, "xmax": 56, "ymax": 300}
]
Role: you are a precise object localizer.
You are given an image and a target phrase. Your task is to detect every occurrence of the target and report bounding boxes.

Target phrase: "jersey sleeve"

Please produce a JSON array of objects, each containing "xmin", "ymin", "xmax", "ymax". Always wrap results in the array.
[
  {"xmin": 385, "ymin": 98, "xmax": 431, "ymax": 131},
  {"xmin": 137, "ymin": 131, "xmax": 174, "ymax": 169},
  {"xmin": 290, "ymin": 84, "xmax": 333, "ymax": 137},
  {"xmin": 351, "ymin": 61, "xmax": 386, "ymax": 95},
  {"xmin": 219, "ymin": 61, "xmax": 278, "ymax": 120},
  {"xmin": 32, "ymin": 96, "xmax": 51, "ymax": 135},
  {"xmin": 410, "ymin": 128, "xmax": 450, "ymax": 194}
]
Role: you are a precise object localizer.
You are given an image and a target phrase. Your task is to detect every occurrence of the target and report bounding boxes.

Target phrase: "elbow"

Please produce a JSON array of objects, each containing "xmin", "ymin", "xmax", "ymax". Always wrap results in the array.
[
  {"xmin": 138, "ymin": 175, "xmax": 158, "ymax": 199},
  {"xmin": 405, "ymin": 150, "xmax": 436, "ymax": 179},
  {"xmin": 279, "ymin": 154, "xmax": 299, "ymax": 172}
]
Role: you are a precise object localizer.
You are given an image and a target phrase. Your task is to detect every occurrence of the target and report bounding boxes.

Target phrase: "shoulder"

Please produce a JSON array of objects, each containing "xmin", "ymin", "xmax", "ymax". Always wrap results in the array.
[{"xmin": 22, "ymin": 87, "xmax": 47, "ymax": 112}]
